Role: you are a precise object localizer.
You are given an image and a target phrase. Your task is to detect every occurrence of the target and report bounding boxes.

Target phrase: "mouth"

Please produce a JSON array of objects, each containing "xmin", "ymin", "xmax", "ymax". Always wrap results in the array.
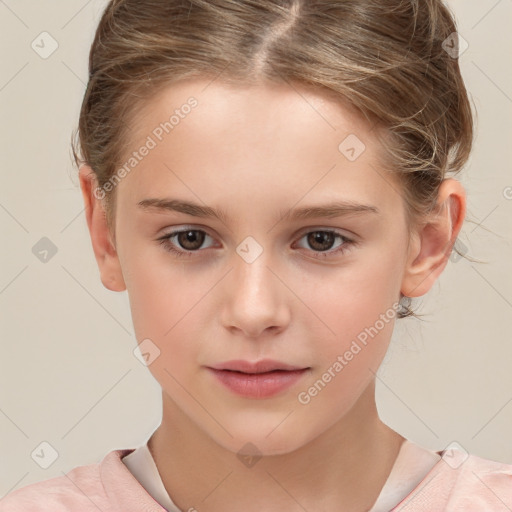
[
  {"xmin": 206, "ymin": 359, "xmax": 310, "ymax": 399},
  {"xmin": 208, "ymin": 359, "xmax": 308, "ymax": 374}
]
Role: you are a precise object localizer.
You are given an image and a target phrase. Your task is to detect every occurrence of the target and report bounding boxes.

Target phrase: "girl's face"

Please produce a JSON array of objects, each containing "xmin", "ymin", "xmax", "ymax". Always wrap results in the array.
[{"xmin": 110, "ymin": 79, "xmax": 414, "ymax": 454}]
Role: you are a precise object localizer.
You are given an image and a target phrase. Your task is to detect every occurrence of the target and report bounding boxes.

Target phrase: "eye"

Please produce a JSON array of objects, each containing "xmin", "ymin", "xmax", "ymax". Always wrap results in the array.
[
  {"xmin": 157, "ymin": 227, "xmax": 356, "ymax": 259},
  {"xmin": 294, "ymin": 230, "xmax": 355, "ymax": 258},
  {"xmin": 157, "ymin": 228, "xmax": 215, "ymax": 258}
]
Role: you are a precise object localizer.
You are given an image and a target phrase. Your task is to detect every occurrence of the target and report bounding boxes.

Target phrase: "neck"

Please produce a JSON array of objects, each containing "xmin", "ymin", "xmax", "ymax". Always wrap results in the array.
[{"xmin": 148, "ymin": 380, "xmax": 405, "ymax": 512}]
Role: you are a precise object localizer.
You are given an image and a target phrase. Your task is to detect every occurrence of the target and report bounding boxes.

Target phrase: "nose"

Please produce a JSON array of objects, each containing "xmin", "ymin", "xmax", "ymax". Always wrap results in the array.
[{"xmin": 219, "ymin": 251, "xmax": 291, "ymax": 339}]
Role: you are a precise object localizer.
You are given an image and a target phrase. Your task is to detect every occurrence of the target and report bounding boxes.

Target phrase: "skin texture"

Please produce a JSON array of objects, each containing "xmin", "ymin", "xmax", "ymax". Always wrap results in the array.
[{"xmin": 79, "ymin": 78, "xmax": 466, "ymax": 512}]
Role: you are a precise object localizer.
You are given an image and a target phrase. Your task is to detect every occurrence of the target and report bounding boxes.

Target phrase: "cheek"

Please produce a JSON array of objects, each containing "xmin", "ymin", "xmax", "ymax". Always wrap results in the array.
[
  {"xmin": 121, "ymin": 249, "xmax": 202, "ymax": 358},
  {"xmin": 295, "ymin": 286, "xmax": 397, "ymax": 419},
  {"xmin": 297, "ymin": 251, "xmax": 402, "ymax": 396},
  {"xmin": 303, "ymin": 254, "xmax": 402, "ymax": 347},
  {"xmin": 125, "ymin": 266, "xmax": 203, "ymax": 388}
]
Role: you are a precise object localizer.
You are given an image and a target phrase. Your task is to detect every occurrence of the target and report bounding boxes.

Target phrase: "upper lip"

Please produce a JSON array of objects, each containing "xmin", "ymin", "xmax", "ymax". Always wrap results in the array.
[{"xmin": 208, "ymin": 359, "xmax": 308, "ymax": 374}]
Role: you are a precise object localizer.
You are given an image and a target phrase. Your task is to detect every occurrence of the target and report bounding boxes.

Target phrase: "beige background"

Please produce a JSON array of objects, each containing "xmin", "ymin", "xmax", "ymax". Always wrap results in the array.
[{"xmin": 1, "ymin": 0, "xmax": 511, "ymax": 496}]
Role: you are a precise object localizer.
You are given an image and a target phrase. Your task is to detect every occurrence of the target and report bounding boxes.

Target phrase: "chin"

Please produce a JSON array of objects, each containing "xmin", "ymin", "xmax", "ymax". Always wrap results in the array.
[{"xmin": 207, "ymin": 417, "xmax": 318, "ymax": 458}]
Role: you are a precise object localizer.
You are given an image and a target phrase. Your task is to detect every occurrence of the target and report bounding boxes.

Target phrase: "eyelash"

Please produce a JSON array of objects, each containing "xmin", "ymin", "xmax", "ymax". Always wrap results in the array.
[{"xmin": 157, "ymin": 228, "xmax": 357, "ymax": 260}]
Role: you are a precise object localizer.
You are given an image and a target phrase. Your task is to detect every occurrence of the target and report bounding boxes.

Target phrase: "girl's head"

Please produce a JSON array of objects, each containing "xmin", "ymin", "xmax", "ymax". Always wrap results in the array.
[{"xmin": 75, "ymin": 0, "xmax": 472, "ymax": 455}]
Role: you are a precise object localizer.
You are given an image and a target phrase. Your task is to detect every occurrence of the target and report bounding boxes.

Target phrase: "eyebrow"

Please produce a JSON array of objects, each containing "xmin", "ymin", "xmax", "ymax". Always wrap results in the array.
[{"xmin": 137, "ymin": 198, "xmax": 380, "ymax": 223}]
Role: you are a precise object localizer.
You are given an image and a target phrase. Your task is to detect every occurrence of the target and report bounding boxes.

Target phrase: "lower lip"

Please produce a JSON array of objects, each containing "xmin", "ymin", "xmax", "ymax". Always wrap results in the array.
[{"xmin": 207, "ymin": 368, "xmax": 309, "ymax": 399}]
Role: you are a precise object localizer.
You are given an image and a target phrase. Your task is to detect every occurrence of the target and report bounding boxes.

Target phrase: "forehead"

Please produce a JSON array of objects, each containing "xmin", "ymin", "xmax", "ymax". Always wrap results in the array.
[
  {"xmin": 136, "ymin": 78, "xmax": 376, "ymax": 146},
  {"xmin": 118, "ymin": 78, "xmax": 403, "ymax": 220}
]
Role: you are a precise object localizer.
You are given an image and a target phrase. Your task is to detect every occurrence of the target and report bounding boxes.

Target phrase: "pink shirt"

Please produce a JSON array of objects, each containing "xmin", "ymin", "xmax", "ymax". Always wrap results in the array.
[{"xmin": 1, "ymin": 439, "xmax": 511, "ymax": 511}]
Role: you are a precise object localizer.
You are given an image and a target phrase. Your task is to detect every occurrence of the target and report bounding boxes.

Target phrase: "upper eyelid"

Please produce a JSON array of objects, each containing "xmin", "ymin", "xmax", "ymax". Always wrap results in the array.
[
  {"xmin": 160, "ymin": 225, "xmax": 353, "ymax": 237},
  {"xmin": 294, "ymin": 226, "xmax": 354, "ymax": 238}
]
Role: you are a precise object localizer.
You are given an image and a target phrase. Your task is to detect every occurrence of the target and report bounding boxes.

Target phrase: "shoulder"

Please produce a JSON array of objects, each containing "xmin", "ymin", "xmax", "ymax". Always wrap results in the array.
[
  {"xmin": 446, "ymin": 451, "xmax": 512, "ymax": 510},
  {"xmin": 0, "ymin": 449, "xmax": 133, "ymax": 512},
  {"xmin": 392, "ymin": 446, "xmax": 512, "ymax": 511}
]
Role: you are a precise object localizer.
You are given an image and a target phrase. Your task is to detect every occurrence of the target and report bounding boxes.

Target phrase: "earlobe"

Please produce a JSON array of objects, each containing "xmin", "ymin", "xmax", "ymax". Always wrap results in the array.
[
  {"xmin": 400, "ymin": 178, "xmax": 466, "ymax": 298},
  {"xmin": 78, "ymin": 165, "xmax": 126, "ymax": 292}
]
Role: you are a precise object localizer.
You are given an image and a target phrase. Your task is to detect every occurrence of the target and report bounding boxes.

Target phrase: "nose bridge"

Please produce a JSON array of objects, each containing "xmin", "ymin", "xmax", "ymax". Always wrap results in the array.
[
  {"xmin": 220, "ymin": 237, "xmax": 290, "ymax": 337},
  {"xmin": 233, "ymin": 239, "xmax": 279, "ymax": 306}
]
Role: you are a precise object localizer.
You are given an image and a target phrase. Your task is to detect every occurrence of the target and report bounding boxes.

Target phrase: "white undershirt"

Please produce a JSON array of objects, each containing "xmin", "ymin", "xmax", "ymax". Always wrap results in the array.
[{"xmin": 122, "ymin": 437, "xmax": 441, "ymax": 512}]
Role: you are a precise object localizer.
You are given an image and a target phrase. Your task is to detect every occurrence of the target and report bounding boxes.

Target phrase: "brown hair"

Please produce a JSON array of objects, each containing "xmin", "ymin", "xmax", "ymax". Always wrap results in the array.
[{"xmin": 72, "ymin": 0, "xmax": 474, "ymax": 319}]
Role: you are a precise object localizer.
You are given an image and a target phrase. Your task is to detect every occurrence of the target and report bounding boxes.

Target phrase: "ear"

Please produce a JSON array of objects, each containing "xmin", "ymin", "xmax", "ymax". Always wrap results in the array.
[
  {"xmin": 78, "ymin": 165, "xmax": 126, "ymax": 292},
  {"xmin": 401, "ymin": 178, "xmax": 466, "ymax": 298}
]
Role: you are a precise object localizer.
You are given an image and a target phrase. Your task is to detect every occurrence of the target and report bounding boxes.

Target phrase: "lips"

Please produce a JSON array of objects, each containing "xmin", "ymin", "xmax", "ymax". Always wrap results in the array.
[
  {"xmin": 209, "ymin": 359, "xmax": 307, "ymax": 374},
  {"xmin": 206, "ymin": 359, "xmax": 310, "ymax": 399}
]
